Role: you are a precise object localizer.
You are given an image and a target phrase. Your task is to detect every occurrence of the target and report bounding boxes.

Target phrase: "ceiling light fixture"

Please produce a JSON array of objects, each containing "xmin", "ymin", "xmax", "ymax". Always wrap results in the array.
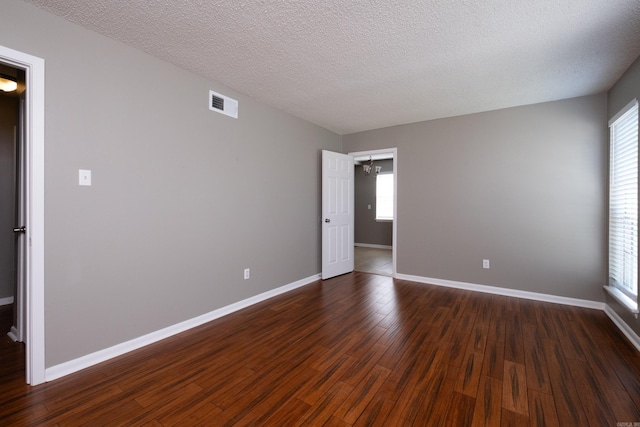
[
  {"xmin": 362, "ymin": 156, "xmax": 382, "ymax": 176},
  {"xmin": 0, "ymin": 75, "xmax": 17, "ymax": 92}
]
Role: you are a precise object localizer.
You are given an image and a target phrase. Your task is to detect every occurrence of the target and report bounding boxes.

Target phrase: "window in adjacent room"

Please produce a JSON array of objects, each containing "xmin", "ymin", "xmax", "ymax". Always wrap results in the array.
[
  {"xmin": 607, "ymin": 99, "xmax": 639, "ymax": 313},
  {"xmin": 376, "ymin": 173, "xmax": 394, "ymax": 221}
]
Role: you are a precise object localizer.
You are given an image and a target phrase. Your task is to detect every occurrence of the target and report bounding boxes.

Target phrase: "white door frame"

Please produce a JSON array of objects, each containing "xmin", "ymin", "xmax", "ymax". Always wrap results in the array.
[
  {"xmin": 0, "ymin": 45, "xmax": 46, "ymax": 385},
  {"xmin": 348, "ymin": 148, "xmax": 397, "ymax": 278}
]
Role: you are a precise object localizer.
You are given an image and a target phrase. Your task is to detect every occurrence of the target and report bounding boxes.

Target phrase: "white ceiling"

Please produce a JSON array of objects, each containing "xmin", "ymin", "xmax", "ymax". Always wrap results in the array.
[{"xmin": 25, "ymin": 0, "xmax": 640, "ymax": 135}]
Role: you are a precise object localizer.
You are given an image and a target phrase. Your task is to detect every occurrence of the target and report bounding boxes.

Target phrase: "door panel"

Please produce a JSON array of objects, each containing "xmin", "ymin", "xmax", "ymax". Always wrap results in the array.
[{"xmin": 322, "ymin": 150, "xmax": 354, "ymax": 279}]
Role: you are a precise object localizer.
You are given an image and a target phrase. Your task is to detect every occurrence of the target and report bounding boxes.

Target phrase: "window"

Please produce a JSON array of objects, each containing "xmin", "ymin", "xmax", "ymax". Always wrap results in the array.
[
  {"xmin": 376, "ymin": 173, "xmax": 394, "ymax": 221},
  {"xmin": 609, "ymin": 99, "xmax": 638, "ymax": 301}
]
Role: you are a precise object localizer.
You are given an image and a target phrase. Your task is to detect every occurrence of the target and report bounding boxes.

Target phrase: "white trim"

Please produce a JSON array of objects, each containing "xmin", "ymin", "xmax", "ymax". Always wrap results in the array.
[
  {"xmin": 609, "ymin": 98, "xmax": 638, "ymax": 126},
  {"xmin": 0, "ymin": 45, "xmax": 46, "ymax": 385},
  {"xmin": 604, "ymin": 305, "xmax": 640, "ymax": 351},
  {"xmin": 8, "ymin": 326, "xmax": 18, "ymax": 342},
  {"xmin": 38, "ymin": 270, "xmax": 640, "ymax": 381},
  {"xmin": 355, "ymin": 243, "xmax": 392, "ymax": 250},
  {"xmin": 350, "ymin": 148, "xmax": 395, "ymax": 161},
  {"xmin": 604, "ymin": 285, "xmax": 639, "ymax": 317},
  {"xmin": 0, "ymin": 296, "xmax": 14, "ymax": 306},
  {"xmin": 348, "ymin": 147, "xmax": 397, "ymax": 278},
  {"xmin": 45, "ymin": 274, "xmax": 320, "ymax": 382},
  {"xmin": 395, "ymin": 273, "xmax": 606, "ymax": 310}
]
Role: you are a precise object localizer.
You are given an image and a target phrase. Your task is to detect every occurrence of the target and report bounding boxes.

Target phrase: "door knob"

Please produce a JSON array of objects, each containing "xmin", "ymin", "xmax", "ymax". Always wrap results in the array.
[
  {"xmin": 13, "ymin": 226, "xmax": 26, "ymax": 233},
  {"xmin": 325, "ymin": 219, "xmax": 330, "ymax": 223}
]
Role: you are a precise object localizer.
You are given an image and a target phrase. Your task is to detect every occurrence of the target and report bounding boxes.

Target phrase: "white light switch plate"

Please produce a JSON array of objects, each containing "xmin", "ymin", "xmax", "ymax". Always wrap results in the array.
[{"xmin": 79, "ymin": 169, "xmax": 92, "ymax": 186}]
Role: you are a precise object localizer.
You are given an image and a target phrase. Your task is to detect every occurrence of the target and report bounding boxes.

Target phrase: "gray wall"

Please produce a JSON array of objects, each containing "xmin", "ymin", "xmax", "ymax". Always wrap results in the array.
[
  {"xmin": 344, "ymin": 94, "xmax": 608, "ymax": 302},
  {"xmin": 606, "ymin": 55, "xmax": 640, "ymax": 336},
  {"xmin": 355, "ymin": 159, "xmax": 393, "ymax": 246},
  {"xmin": 0, "ymin": 95, "xmax": 17, "ymax": 300},
  {"xmin": 1, "ymin": 1, "xmax": 341, "ymax": 367}
]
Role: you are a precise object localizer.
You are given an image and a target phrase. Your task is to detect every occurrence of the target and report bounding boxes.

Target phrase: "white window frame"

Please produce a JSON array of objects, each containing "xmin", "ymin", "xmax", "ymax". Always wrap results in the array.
[
  {"xmin": 605, "ymin": 99, "xmax": 639, "ymax": 316},
  {"xmin": 376, "ymin": 172, "xmax": 394, "ymax": 221}
]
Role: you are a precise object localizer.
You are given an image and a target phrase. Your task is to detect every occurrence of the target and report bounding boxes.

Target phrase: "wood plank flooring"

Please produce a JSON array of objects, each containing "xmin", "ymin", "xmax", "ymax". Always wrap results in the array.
[{"xmin": 1, "ymin": 272, "xmax": 640, "ymax": 425}]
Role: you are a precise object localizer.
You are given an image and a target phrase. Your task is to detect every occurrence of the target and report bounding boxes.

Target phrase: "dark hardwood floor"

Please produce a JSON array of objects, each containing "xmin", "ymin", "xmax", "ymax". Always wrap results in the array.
[{"xmin": 1, "ymin": 272, "xmax": 640, "ymax": 426}]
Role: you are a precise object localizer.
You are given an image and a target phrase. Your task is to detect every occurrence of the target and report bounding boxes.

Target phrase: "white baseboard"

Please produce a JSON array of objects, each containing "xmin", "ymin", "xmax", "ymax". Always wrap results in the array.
[
  {"xmin": 42, "ymin": 271, "xmax": 640, "ymax": 382},
  {"xmin": 395, "ymin": 273, "xmax": 606, "ymax": 310},
  {"xmin": 0, "ymin": 296, "xmax": 14, "ymax": 306},
  {"xmin": 396, "ymin": 273, "xmax": 640, "ymax": 352},
  {"xmin": 604, "ymin": 305, "xmax": 640, "ymax": 352},
  {"xmin": 7, "ymin": 326, "xmax": 18, "ymax": 342},
  {"xmin": 45, "ymin": 273, "xmax": 321, "ymax": 382},
  {"xmin": 354, "ymin": 243, "xmax": 392, "ymax": 250}
]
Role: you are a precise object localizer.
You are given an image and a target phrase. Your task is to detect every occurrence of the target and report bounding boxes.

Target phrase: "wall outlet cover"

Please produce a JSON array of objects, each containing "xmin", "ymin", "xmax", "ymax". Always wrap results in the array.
[{"xmin": 79, "ymin": 169, "xmax": 91, "ymax": 186}]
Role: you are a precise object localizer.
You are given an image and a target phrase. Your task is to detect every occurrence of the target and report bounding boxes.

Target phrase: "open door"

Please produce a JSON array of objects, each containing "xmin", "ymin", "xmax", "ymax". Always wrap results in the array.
[
  {"xmin": 321, "ymin": 150, "xmax": 354, "ymax": 279},
  {"xmin": 12, "ymin": 92, "xmax": 26, "ymax": 343},
  {"xmin": 0, "ymin": 44, "xmax": 46, "ymax": 385}
]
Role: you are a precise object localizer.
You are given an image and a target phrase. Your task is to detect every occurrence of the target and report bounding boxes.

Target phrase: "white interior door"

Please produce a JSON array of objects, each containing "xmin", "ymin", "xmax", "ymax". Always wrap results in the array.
[
  {"xmin": 322, "ymin": 150, "xmax": 354, "ymax": 279},
  {"xmin": 14, "ymin": 94, "xmax": 26, "ymax": 343}
]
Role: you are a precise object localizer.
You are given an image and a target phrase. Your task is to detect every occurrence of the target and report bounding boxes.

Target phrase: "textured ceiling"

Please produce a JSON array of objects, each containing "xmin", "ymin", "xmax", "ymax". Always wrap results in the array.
[{"xmin": 24, "ymin": 0, "xmax": 640, "ymax": 134}]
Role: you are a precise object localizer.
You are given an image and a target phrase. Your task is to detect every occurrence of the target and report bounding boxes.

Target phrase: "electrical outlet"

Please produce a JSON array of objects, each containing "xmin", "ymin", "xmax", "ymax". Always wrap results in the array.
[
  {"xmin": 483, "ymin": 259, "xmax": 490, "ymax": 269},
  {"xmin": 244, "ymin": 268, "xmax": 250, "ymax": 280}
]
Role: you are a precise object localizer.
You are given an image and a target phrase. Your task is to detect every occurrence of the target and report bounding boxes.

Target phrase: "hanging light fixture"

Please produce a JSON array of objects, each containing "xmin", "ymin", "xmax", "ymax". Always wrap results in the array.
[
  {"xmin": 0, "ymin": 75, "xmax": 17, "ymax": 92},
  {"xmin": 362, "ymin": 156, "xmax": 382, "ymax": 176}
]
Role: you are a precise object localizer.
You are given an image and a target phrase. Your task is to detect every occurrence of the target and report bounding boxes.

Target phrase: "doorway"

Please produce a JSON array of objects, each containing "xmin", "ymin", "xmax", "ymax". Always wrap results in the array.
[
  {"xmin": 349, "ymin": 148, "xmax": 397, "ymax": 277},
  {"xmin": 0, "ymin": 64, "xmax": 22, "ymax": 343},
  {"xmin": 0, "ymin": 44, "xmax": 46, "ymax": 386}
]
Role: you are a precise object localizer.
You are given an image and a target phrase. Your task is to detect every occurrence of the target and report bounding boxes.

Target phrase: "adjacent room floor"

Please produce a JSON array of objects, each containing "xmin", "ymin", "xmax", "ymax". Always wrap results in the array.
[{"xmin": 354, "ymin": 246, "xmax": 392, "ymax": 276}]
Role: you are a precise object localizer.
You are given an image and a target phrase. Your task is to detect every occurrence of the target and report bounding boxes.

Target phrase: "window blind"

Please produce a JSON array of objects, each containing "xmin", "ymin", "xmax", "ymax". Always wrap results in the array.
[{"xmin": 609, "ymin": 99, "xmax": 639, "ymax": 298}]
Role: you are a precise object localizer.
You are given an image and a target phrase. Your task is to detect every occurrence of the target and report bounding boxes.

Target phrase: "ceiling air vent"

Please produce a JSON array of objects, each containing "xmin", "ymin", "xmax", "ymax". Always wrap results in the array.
[{"xmin": 209, "ymin": 90, "xmax": 238, "ymax": 119}]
